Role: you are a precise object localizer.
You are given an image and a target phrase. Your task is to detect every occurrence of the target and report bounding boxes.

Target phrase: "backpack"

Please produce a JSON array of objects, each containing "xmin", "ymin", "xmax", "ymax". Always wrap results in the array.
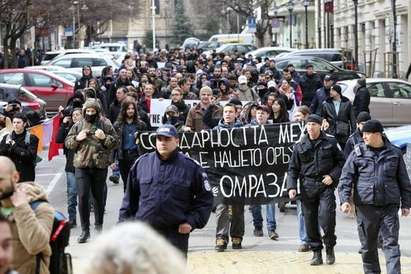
[
  {"xmin": 30, "ymin": 200, "xmax": 72, "ymax": 274},
  {"xmin": 5, "ymin": 132, "xmax": 42, "ymax": 165}
]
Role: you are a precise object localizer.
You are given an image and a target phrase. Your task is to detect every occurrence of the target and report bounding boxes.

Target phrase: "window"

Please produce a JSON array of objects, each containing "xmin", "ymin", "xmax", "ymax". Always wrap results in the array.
[
  {"xmin": 53, "ymin": 58, "xmax": 71, "ymax": 68},
  {"xmin": 367, "ymin": 83, "xmax": 386, "ymax": 97},
  {"xmin": 155, "ymin": 0, "xmax": 160, "ymax": 14},
  {"xmin": 0, "ymin": 73, "xmax": 24, "ymax": 85},
  {"xmin": 28, "ymin": 73, "xmax": 52, "ymax": 87},
  {"xmin": 92, "ymin": 58, "xmax": 108, "ymax": 66},
  {"xmin": 310, "ymin": 59, "xmax": 335, "ymax": 71},
  {"xmin": 388, "ymin": 82, "xmax": 411, "ymax": 98},
  {"xmin": 71, "ymin": 58, "xmax": 93, "ymax": 68}
]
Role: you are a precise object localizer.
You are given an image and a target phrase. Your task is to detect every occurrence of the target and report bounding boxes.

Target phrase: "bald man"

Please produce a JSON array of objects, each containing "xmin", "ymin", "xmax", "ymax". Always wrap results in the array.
[{"xmin": 0, "ymin": 156, "xmax": 54, "ymax": 274}]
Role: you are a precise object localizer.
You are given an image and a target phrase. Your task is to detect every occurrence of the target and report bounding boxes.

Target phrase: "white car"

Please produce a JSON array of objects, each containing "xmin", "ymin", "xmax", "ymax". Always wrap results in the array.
[
  {"xmin": 40, "ymin": 49, "xmax": 96, "ymax": 65},
  {"xmin": 338, "ymin": 78, "xmax": 411, "ymax": 126},
  {"xmin": 47, "ymin": 53, "xmax": 119, "ymax": 78},
  {"xmin": 246, "ymin": 47, "xmax": 295, "ymax": 60}
]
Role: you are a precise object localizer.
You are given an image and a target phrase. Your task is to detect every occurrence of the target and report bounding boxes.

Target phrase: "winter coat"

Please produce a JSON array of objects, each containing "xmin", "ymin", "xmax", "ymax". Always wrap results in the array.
[
  {"xmin": 186, "ymin": 103, "xmax": 220, "ymax": 132},
  {"xmin": 113, "ymin": 119, "xmax": 147, "ymax": 160},
  {"xmin": 353, "ymin": 81, "xmax": 370, "ymax": 117},
  {"xmin": 0, "ymin": 130, "xmax": 39, "ymax": 182},
  {"xmin": 320, "ymin": 96, "xmax": 356, "ymax": 145},
  {"xmin": 339, "ymin": 140, "xmax": 411, "ymax": 208},
  {"xmin": 65, "ymin": 99, "xmax": 118, "ymax": 169},
  {"xmin": 237, "ymin": 85, "xmax": 259, "ymax": 102},
  {"xmin": 3, "ymin": 182, "xmax": 54, "ymax": 274},
  {"xmin": 287, "ymin": 132, "xmax": 345, "ymax": 193},
  {"xmin": 310, "ymin": 87, "xmax": 330, "ymax": 115},
  {"xmin": 56, "ymin": 121, "xmax": 75, "ymax": 173},
  {"xmin": 300, "ymin": 73, "xmax": 323, "ymax": 106}
]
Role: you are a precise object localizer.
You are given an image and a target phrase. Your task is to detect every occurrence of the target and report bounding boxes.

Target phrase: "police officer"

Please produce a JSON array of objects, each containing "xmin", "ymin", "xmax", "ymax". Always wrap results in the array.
[
  {"xmin": 118, "ymin": 124, "xmax": 213, "ymax": 256},
  {"xmin": 287, "ymin": 114, "xmax": 345, "ymax": 266},
  {"xmin": 343, "ymin": 111, "xmax": 371, "ymax": 158},
  {"xmin": 338, "ymin": 120, "xmax": 411, "ymax": 274}
]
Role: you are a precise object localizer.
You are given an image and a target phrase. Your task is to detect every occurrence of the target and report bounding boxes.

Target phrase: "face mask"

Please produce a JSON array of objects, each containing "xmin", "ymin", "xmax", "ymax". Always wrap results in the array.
[
  {"xmin": 85, "ymin": 114, "xmax": 97, "ymax": 123},
  {"xmin": 169, "ymin": 116, "xmax": 179, "ymax": 125}
]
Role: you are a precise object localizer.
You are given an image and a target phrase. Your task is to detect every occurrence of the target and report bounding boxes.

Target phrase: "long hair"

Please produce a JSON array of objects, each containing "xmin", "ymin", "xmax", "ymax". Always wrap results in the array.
[
  {"xmin": 116, "ymin": 100, "xmax": 139, "ymax": 124},
  {"xmin": 272, "ymin": 98, "xmax": 289, "ymax": 123}
]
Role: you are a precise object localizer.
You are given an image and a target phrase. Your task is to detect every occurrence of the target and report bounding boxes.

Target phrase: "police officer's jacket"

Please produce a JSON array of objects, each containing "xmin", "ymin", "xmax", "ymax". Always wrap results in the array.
[
  {"xmin": 119, "ymin": 149, "xmax": 213, "ymax": 230},
  {"xmin": 287, "ymin": 132, "xmax": 345, "ymax": 190},
  {"xmin": 343, "ymin": 129, "xmax": 363, "ymax": 159},
  {"xmin": 338, "ymin": 140, "xmax": 411, "ymax": 208}
]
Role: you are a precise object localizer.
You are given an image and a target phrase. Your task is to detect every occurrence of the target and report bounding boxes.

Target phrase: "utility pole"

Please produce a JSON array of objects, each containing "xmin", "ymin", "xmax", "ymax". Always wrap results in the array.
[
  {"xmin": 304, "ymin": 0, "xmax": 309, "ymax": 48},
  {"xmin": 353, "ymin": 0, "xmax": 358, "ymax": 70},
  {"xmin": 391, "ymin": 0, "xmax": 398, "ymax": 78},
  {"xmin": 152, "ymin": 0, "xmax": 156, "ymax": 51}
]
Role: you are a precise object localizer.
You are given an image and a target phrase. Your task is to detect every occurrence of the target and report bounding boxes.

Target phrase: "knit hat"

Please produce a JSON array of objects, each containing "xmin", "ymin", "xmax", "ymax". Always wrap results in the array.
[
  {"xmin": 362, "ymin": 119, "xmax": 384, "ymax": 133},
  {"xmin": 331, "ymin": 84, "xmax": 342, "ymax": 96},
  {"xmin": 356, "ymin": 111, "xmax": 371, "ymax": 123}
]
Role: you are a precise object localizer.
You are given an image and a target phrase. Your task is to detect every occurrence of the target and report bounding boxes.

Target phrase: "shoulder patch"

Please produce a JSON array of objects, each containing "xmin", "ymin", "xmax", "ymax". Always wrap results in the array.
[
  {"xmin": 202, "ymin": 172, "xmax": 211, "ymax": 192},
  {"xmin": 354, "ymin": 144, "xmax": 362, "ymax": 156}
]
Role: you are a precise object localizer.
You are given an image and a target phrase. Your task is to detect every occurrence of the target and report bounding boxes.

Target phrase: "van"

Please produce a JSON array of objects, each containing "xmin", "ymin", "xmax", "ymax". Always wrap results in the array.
[{"xmin": 208, "ymin": 33, "xmax": 254, "ymax": 45}]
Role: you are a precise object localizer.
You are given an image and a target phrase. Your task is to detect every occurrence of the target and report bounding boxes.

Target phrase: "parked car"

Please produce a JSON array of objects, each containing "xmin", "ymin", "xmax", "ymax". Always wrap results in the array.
[
  {"xmin": 274, "ymin": 55, "xmax": 363, "ymax": 82},
  {"xmin": 246, "ymin": 47, "xmax": 295, "ymax": 60},
  {"xmin": 277, "ymin": 48, "xmax": 354, "ymax": 69},
  {"xmin": 90, "ymin": 43, "xmax": 128, "ymax": 60},
  {"xmin": 181, "ymin": 37, "xmax": 201, "ymax": 50},
  {"xmin": 204, "ymin": 43, "xmax": 257, "ymax": 58},
  {"xmin": 198, "ymin": 41, "xmax": 221, "ymax": 51},
  {"xmin": 40, "ymin": 49, "xmax": 96, "ymax": 65},
  {"xmin": 0, "ymin": 83, "xmax": 46, "ymax": 119},
  {"xmin": 385, "ymin": 125, "xmax": 411, "ymax": 152},
  {"xmin": 0, "ymin": 69, "xmax": 74, "ymax": 113},
  {"xmin": 339, "ymin": 78, "xmax": 411, "ymax": 126},
  {"xmin": 47, "ymin": 53, "xmax": 119, "ymax": 77}
]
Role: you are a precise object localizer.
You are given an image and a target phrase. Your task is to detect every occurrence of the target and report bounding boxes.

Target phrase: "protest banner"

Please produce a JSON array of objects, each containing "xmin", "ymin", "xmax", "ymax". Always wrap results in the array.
[{"xmin": 138, "ymin": 122, "xmax": 304, "ymax": 204}]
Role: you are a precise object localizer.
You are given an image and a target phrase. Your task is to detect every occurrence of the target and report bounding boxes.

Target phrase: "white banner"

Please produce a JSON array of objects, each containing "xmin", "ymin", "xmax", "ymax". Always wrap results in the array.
[{"xmin": 149, "ymin": 99, "xmax": 199, "ymax": 127}]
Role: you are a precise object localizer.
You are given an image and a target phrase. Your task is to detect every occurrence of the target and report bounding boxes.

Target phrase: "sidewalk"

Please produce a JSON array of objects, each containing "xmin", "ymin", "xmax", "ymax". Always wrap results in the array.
[{"xmin": 69, "ymin": 240, "xmax": 411, "ymax": 274}]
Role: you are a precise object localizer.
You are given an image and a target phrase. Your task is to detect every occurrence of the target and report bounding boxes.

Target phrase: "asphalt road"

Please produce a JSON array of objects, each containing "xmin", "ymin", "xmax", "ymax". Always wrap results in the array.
[{"xmin": 35, "ymin": 150, "xmax": 411, "ymax": 274}]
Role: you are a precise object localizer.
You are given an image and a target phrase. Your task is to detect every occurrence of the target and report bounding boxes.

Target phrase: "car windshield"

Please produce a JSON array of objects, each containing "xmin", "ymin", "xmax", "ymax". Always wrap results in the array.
[{"xmin": 43, "ymin": 53, "xmax": 60, "ymax": 61}]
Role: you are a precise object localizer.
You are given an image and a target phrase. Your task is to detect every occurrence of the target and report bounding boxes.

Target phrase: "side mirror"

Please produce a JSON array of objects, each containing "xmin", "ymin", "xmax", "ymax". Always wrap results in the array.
[{"xmin": 51, "ymin": 83, "xmax": 59, "ymax": 89}]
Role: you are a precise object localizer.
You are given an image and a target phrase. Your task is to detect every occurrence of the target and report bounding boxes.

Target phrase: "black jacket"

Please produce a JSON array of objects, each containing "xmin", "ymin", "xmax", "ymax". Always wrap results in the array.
[
  {"xmin": 109, "ymin": 100, "xmax": 121, "ymax": 124},
  {"xmin": 338, "ymin": 141, "xmax": 411, "ymax": 208},
  {"xmin": 343, "ymin": 129, "xmax": 363, "ymax": 159},
  {"xmin": 74, "ymin": 76, "xmax": 94, "ymax": 91},
  {"xmin": 119, "ymin": 150, "xmax": 213, "ymax": 230},
  {"xmin": 321, "ymin": 96, "xmax": 356, "ymax": 145},
  {"xmin": 310, "ymin": 87, "xmax": 330, "ymax": 115},
  {"xmin": 56, "ymin": 121, "xmax": 75, "ymax": 173},
  {"xmin": 0, "ymin": 130, "xmax": 39, "ymax": 182},
  {"xmin": 109, "ymin": 78, "xmax": 131, "ymax": 103},
  {"xmin": 287, "ymin": 132, "xmax": 345, "ymax": 195},
  {"xmin": 113, "ymin": 119, "xmax": 147, "ymax": 160},
  {"xmin": 353, "ymin": 82, "xmax": 370, "ymax": 117},
  {"xmin": 300, "ymin": 73, "xmax": 322, "ymax": 106}
]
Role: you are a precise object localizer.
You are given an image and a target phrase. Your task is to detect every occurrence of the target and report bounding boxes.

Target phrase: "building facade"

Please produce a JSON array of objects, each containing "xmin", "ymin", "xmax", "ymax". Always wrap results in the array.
[{"xmin": 332, "ymin": 0, "xmax": 410, "ymax": 77}]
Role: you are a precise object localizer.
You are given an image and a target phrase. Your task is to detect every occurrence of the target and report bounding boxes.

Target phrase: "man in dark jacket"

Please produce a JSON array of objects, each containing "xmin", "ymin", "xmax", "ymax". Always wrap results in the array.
[
  {"xmin": 338, "ymin": 119, "xmax": 411, "ymax": 274},
  {"xmin": 310, "ymin": 74, "xmax": 334, "ymax": 115},
  {"xmin": 353, "ymin": 78, "xmax": 370, "ymax": 117},
  {"xmin": 288, "ymin": 114, "xmax": 345, "ymax": 266},
  {"xmin": 300, "ymin": 64, "xmax": 323, "ymax": 106},
  {"xmin": 118, "ymin": 124, "xmax": 213, "ymax": 255},
  {"xmin": 108, "ymin": 68, "xmax": 131, "ymax": 103},
  {"xmin": 0, "ymin": 112, "xmax": 38, "ymax": 182},
  {"xmin": 343, "ymin": 111, "xmax": 371, "ymax": 158},
  {"xmin": 74, "ymin": 65, "xmax": 94, "ymax": 91},
  {"xmin": 320, "ymin": 85, "xmax": 356, "ymax": 148},
  {"xmin": 169, "ymin": 87, "xmax": 190, "ymax": 123}
]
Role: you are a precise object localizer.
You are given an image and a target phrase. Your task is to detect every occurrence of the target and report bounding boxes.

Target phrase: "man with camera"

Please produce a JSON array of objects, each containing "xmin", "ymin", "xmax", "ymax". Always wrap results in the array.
[
  {"xmin": 65, "ymin": 99, "xmax": 118, "ymax": 243},
  {"xmin": 0, "ymin": 112, "xmax": 39, "ymax": 182}
]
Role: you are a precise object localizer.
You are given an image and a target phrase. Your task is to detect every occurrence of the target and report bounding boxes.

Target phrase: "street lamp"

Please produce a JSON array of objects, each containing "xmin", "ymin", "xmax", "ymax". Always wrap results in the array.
[
  {"xmin": 353, "ymin": 0, "xmax": 358, "ymax": 70},
  {"xmin": 391, "ymin": 0, "xmax": 398, "ymax": 78},
  {"xmin": 70, "ymin": 1, "xmax": 79, "ymax": 48},
  {"xmin": 288, "ymin": 0, "xmax": 294, "ymax": 48},
  {"xmin": 151, "ymin": 0, "xmax": 156, "ymax": 51},
  {"xmin": 303, "ymin": 0, "xmax": 310, "ymax": 49}
]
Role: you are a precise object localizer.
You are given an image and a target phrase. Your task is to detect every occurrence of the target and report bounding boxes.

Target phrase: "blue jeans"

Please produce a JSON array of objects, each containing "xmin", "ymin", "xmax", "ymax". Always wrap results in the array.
[
  {"xmin": 250, "ymin": 202, "xmax": 277, "ymax": 232},
  {"xmin": 297, "ymin": 200, "xmax": 308, "ymax": 244},
  {"xmin": 66, "ymin": 172, "xmax": 78, "ymax": 222}
]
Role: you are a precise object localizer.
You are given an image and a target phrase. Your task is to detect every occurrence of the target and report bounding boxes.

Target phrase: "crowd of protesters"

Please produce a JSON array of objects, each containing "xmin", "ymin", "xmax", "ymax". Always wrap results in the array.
[{"xmin": 3, "ymin": 45, "xmax": 411, "ymax": 274}]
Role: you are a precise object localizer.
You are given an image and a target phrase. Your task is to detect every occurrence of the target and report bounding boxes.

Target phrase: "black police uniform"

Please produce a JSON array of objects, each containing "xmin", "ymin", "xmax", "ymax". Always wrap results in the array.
[
  {"xmin": 287, "ymin": 132, "xmax": 345, "ymax": 253},
  {"xmin": 343, "ymin": 129, "xmax": 363, "ymax": 159},
  {"xmin": 339, "ymin": 140, "xmax": 411, "ymax": 274},
  {"xmin": 119, "ymin": 149, "xmax": 213, "ymax": 255}
]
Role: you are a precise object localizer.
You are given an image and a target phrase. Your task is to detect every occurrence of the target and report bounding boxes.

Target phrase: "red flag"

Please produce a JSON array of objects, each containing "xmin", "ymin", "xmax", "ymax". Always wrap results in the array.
[{"xmin": 48, "ymin": 115, "xmax": 63, "ymax": 161}]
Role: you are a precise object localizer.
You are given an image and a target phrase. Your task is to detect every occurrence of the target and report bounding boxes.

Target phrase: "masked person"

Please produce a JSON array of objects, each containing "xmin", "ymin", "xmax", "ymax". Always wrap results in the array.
[
  {"xmin": 0, "ymin": 156, "xmax": 54, "ymax": 274},
  {"xmin": 65, "ymin": 99, "xmax": 118, "ymax": 243}
]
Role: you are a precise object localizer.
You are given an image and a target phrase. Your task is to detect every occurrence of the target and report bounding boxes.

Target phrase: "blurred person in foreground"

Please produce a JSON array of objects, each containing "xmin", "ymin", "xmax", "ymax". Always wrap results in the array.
[{"xmin": 85, "ymin": 222, "xmax": 187, "ymax": 274}]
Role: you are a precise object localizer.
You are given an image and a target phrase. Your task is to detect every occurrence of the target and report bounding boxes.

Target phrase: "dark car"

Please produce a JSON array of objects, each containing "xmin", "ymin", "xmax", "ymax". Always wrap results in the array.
[{"xmin": 274, "ymin": 55, "xmax": 363, "ymax": 82}]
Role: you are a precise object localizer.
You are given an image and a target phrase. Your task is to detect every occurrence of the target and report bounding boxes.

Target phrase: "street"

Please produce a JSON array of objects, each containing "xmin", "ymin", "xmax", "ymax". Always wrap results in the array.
[{"xmin": 36, "ymin": 150, "xmax": 411, "ymax": 274}]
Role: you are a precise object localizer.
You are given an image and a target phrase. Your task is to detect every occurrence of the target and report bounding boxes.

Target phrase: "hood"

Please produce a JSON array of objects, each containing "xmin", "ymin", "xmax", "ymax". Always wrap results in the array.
[
  {"xmin": 16, "ymin": 182, "xmax": 49, "ymax": 203},
  {"xmin": 82, "ymin": 98, "xmax": 102, "ymax": 117}
]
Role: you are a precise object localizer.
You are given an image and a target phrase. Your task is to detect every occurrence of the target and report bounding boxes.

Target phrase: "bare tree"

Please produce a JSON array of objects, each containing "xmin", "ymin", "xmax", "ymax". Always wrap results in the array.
[{"xmin": 223, "ymin": 0, "xmax": 275, "ymax": 47}]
